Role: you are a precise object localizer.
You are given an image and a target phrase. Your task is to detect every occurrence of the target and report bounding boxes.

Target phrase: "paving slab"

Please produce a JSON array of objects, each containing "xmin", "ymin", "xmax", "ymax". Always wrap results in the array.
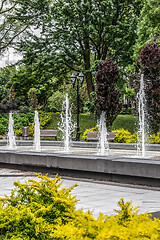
[{"xmin": 0, "ymin": 168, "xmax": 160, "ymax": 219}]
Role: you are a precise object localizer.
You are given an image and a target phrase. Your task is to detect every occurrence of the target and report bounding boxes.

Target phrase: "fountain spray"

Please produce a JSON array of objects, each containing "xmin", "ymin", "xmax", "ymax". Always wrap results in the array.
[
  {"xmin": 34, "ymin": 110, "xmax": 41, "ymax": 150},
  {"xmin": 59, "ymin": 94, "xmax": 75, "ymax": 152},
  {"xmin": 97, "ymin": 111, "xmax": 109, "ymax": 155},
  {"xmin": 7, "ymin": 112, "xmax": 16, "ymax": 149},
  {"xmin": 137, "ymin": 74, "xmax": 148, "ymax": 158}
]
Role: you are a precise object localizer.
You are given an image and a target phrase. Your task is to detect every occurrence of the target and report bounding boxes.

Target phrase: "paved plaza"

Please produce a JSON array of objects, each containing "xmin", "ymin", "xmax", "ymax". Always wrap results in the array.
[{"xmin": 0, "ymin": 168, "xmax": 160, "ymax": 218}]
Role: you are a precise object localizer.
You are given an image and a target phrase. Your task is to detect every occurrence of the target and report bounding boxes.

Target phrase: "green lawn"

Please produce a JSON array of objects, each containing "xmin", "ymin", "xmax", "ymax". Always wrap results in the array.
[
  {"xmin": 46, "ymin": 113, "xmax": 138, "ymax": 139},
  {"xmin": 111, "ymin": 115, "xmax": 138, "ymax": 134}
]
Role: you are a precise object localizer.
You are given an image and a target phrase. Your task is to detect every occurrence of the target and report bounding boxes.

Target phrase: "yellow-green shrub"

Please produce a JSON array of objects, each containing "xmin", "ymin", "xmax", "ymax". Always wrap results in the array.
[
  {"xmin": 14, "ymin": 128, "xmax": 22, "ymax": 136},
  {"xmin": 113, "ymin": 128, "xmax": 137, "ymax": 143},
  {"xmin": 29, "ymin": 123, "xmax": 34, "ymax": 136},
  {"xmin": 149, "ymin": 132, "xmax": 160, "ymax": 144},
  {"xmin": 82, "ymin": 126, "xmax": 99, "ymax": 141},
  {"xmin": 0, "ymin": 175, "xmax": 160, "ymax": 239},
  {"xmin": 39, "ymin": 111, "xmax": 52, "ymax": 128}
]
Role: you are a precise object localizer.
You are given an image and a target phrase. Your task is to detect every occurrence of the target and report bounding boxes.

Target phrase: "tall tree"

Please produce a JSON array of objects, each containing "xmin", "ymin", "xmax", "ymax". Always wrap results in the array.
[
  {"xmin": 136, "ymin": 38, "xmax": 160, "ymax": 133},
  {"xmin": 17, "ymin": 0, "xmax": 143, "ymax": 98},
  {"xmin": 7, "ymin": 63, "xmax": 59, "ymax": 109}
]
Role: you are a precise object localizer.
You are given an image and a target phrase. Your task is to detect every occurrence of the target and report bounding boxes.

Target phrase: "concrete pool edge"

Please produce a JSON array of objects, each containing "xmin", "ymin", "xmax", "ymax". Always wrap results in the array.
[{"xmin": 0, "ymin": 149, "xmax": 160, "ymax": 186}]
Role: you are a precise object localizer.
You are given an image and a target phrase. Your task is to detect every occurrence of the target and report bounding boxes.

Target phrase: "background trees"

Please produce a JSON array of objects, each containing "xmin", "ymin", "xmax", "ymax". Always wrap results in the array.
[
  {"xmin": 0, "ymin": 0, "xmax": 160, "ymax": 134},
  {"xmin": 17, "ymin": 0, "xmax": 143, "ymax": 99},
  {"xmin": 0, "ymin": 0, "xmax": 50, "ymax": 55},
  {"xmin": 134, "ymin": 0, "xmax": 160, "ymax": 57},
  {"xmin": 0, "ymin": 0, "xmax": 25, "ymax": 54}
]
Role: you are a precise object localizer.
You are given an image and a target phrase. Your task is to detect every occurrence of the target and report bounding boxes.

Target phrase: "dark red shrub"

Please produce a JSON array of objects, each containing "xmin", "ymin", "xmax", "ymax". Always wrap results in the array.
[
  {"xmin": 137, "ymin": 38, "xmax": 160, "ymax": 133},
  {"xmin": 95, "ymin": 58, "xmax": 122, "ymax": 128}
]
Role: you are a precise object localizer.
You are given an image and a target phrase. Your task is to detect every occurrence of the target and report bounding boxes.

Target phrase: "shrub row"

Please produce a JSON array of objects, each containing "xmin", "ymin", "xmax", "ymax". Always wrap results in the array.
[
  {"xmin": 0, "ymin": 174, "xmax": 160, "ymax": 239},
  {"xmin": 0, "ymin": 112, "xmax": 52, "ymax": 136},
  {"xmin": 14, "ymin": 111, "xmax": 52, "ymax": 136},
  {"xmin": 82, "ymin": 127, "xmax": 160, "ymax": 144}
]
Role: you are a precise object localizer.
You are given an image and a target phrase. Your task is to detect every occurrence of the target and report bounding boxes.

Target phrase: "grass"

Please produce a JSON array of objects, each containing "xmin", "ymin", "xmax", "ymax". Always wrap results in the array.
[
  {"xmin": 111, "ymin": 115, "xmax": 138, "ymax": 134},
  {"xmin": 46, "ymin": 113, "xmax": 138, "ymax": 140}
]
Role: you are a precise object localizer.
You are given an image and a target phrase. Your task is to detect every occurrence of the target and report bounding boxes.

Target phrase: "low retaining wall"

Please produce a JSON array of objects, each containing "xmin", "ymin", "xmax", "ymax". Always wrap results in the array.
[{"xmin": 0, "ymin": 149, "xmax": 160, "ymax": 186}]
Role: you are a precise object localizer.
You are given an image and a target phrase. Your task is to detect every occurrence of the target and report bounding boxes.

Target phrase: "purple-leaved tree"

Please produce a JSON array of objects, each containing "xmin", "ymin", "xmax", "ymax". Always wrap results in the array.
[
  {"xmin": 95, "ymin": 58, "xmax": 122, "ymax": 129},
  {"xmin": 137, "ymin": 38, "xmax": 160, "ymax": 133}
]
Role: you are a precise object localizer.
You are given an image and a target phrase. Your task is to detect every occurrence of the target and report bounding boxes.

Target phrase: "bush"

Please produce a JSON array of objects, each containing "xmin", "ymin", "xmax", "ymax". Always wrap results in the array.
[
  {"xmin": 113, "ymin": 129, "xmax": 137, "ymax": 143},
  {"xmin": 38, "ymin": 111, "xmax": 52, "ymax": 128},
  {"xmin": 149, "ymin": 132, "xmax": 160, "ymax": 144},
  {"xmin": 0, "ymin": 175, "xmax": 160, "ymax": 239},
  {"xmin": 14, "ymin": 111, "xmax": 52, "ymax": 136},
  {"xmin": 0, "ymin": 114, "xmax": 8, "ymax": 134},
  {"xmin": 13, "ymin": 113, "xmax": 34, "ymax": 130},
  {"xmin": 14, "ymin": 128, "xmax": 22, "ymax": 136},
  {"xmin": 45, "ymin": 91, "xmax": 65, "ymax": 112}
]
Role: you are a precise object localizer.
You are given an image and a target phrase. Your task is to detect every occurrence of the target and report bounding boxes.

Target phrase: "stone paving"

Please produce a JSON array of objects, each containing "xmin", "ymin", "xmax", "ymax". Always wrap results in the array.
[
  {"xmin": 0, "ymin": 168, "xmax": 160, "ymax": 218},
  {"xmin": 1, "ymin": 145, "xmax": 160, "ymax": 158}
]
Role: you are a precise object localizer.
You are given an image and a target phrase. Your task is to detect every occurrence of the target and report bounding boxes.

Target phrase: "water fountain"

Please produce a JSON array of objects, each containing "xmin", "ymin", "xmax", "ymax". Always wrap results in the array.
[
  {"xmin": 97, "ymin": 111, "xmax": 109, "ymax": 155},
  {"xmin": 7, "ymin": 112, "xmax": 16, "ymax": 149},
  {"xmin": 34, "ymin": 110, "xmax": 41, "ymax": 151},
  {"xmin": 59, "ymin": 94, "xmax": 75, "ymax": 152},
  {"xmin": 137, "ymin": 74, "xmax": 148, "ymax": 158}
]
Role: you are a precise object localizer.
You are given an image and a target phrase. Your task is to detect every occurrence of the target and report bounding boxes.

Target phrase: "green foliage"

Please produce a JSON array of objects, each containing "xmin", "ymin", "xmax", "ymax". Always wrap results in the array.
[
  {"xmin": 38, "ymin": 111, "xmax": 52, "ymax": 128},
  {"xmin": 45, "ymin": 91, "xmax": 65, "ymax": 112},
  {"xmin": 13, "ymin": 112, "xmax": 34, "ymax": 130},
  {"xmin": 0, "ymin": 111, "xmax": 52, "ymax": 136},
  {"xmin": 134, "ymin": 0, "xmax": 160, "ymax": 58},
  {"xmin": 0, "ymin": 68, "xmax": 10, "ymax": 101},
  {"xmin": 7, "ymin": 64, "xmax": 57, "ymax": 110},
  {"xmin": 84, "ymin": 92, "xmax": 96, "ymax": 114},
  {"xmin": 0, "ymin": 174, "xmax": 78, "ymax": 239},
  {"xmin": 16, "ymin": 0, "xmax": 143, "ymax": 100},
  {"xmin": 14, "ymin": 111, "xmax": 52, "ymax": 136},
  {"xmin": 82, "ymin": 126, "xmax": 99, "ymax": 141},
  {"xmin": 124, "ymin": 88, "xmax": 135, "ymax": 101},
  {"xmin": 0, "ymin": 175, "xmax": 160, "ymax": 239},
  {"xmin": 120, "ymin": 107, "xmax": 135, "ymax": 115},
  {"xmin": 0, "ymin": 114, "xmax": 8, "ymax": 135},
  {"xmin": 112, "ymin": 114, "xmax": 138, "ymax": 134}
]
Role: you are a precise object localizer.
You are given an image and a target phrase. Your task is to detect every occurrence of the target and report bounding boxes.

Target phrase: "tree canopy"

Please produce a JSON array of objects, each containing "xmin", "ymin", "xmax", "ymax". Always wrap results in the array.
[
  {"xmin": 134, "ymin": 0, "xmax": 160, "ymax": 58},
  {"xmin": 16, "ymin": 0, "xmax": 143, "ymax": 98},
  {"xmin": 0, "ymin": 0, "xmax": 50, "ymax": 55}
]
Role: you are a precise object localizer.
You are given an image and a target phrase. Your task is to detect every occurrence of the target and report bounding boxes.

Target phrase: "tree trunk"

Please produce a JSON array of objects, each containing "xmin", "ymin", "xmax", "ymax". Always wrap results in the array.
[{"xmin": 83, "ymin": 39, "xmax": 94, "ymax": 100}]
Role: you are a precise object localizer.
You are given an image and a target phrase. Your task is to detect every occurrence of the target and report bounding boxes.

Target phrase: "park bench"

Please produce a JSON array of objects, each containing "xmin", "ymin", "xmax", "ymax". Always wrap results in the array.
[
  {"xmin": 87, "ymin": 132, "xmax": 115, "ymax": 141},
  {"xmin": 40, "ymin": 129, "xmax": 58, "ymax": 140}
]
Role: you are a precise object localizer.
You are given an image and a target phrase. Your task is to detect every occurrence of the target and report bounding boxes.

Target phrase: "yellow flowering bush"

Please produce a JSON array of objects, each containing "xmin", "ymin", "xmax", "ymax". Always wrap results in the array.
[
  {"xmin": 113, "ymin": 128, "xmax": 137, "ymax": 143},
  {"xmin": 0, "ymin": 174, "xmax": 160, "ymax": 239},
  {"xmin": 149, "ymin": 132, "xmax": 160, "ymax": 144},
  {"xmin": 14, "ymin": 128, "xmax": 22, "ymax": 136}
]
